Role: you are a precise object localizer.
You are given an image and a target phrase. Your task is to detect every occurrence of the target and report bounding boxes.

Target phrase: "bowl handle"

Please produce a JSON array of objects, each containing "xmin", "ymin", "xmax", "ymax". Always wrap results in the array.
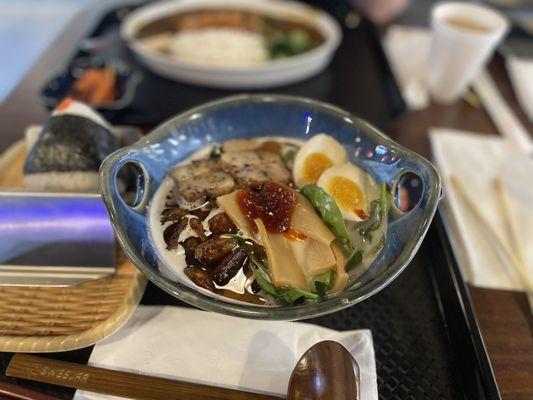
[
  {"xmin": 390, "ymin": 169, "xmax": 425, "ymax": 214},
  {"xmin": 101, "ymin": 151, "xmax": 155, "ymax": 216}
]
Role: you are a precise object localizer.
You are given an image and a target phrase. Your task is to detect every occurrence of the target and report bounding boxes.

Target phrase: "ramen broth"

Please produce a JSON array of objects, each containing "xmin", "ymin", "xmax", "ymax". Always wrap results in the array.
[{"xmin": 149, "ymin": 136, "xmax": 388, "ymax": 305}]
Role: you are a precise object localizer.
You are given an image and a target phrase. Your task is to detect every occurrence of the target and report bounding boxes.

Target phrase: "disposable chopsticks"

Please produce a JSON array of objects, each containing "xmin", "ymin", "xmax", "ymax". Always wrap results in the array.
[{"xmin": 7, "ymin": 354, "xmax": 282, "ymax": 400}]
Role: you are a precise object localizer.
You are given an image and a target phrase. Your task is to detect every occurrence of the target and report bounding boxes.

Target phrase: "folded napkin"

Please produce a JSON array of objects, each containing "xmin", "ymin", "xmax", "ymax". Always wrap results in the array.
[
  {"xmin": 74, "ymin": 306, "xmax": 377, "ymax": 400},
  {"xmin": 430, "ymin": 128, "xmax": 533, "ymax": 291},
  {"xmin": 506, "ymin": 55, "xmax": 533, "ymax": 123},
  {"xmin": 497, "ymin": 155, "xmax": 533, "ymax": 283},
  {"xmin": 382, "ymin": 25, "xmax": 431, "ymax": 110}
]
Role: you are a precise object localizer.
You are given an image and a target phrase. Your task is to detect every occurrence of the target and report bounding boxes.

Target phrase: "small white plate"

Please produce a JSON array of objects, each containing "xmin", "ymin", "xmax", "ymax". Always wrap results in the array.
[{"xmin": 120, "ymin": 0, "xmax": 342, "ymax": 89}]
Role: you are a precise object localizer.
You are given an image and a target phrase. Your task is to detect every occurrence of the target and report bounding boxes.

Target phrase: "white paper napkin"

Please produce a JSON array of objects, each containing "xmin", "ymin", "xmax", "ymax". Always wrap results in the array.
[
  {"xmin": 430, "ymin": 128, "xmax": 533, "ymax": 291},
  {"xmin": 506, "ymin": 55, "xmax": 533, "ymax": 123},
  {"xmin": 382, "ymin": 25, "xmax": 431, "ymax": 110},
  {"xmin": 497, "ymin": 155, "xmax": 533, "ymax": 284},
  {"xmin": 74, "ymin": 306, "xmax": 377, "ymax": 400}
]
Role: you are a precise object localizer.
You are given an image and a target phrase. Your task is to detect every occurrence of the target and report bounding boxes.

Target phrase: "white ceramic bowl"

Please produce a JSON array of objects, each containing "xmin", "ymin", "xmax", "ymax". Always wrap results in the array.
[{"xmin": 120, "ymin": 0, "xmax": 342, "ymax": 89}]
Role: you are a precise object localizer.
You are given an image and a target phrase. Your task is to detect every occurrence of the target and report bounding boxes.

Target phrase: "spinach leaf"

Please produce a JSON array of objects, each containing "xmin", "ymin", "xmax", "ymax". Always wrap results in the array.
[
  {"xmin": 357, "ymin": 182, "xmax": 389, "ymax": 242},
  {"xmin": 209, "ymin": 145, "xmax": 221, "ymax": 159},
  {"xmin": 267, "ymin": 29, "xmax": 311, "ymax": 59},
  {"xmin": 281, "ymin": 149, "xmax": 296, "ymax": 169},
  {"xmin": 372, "ymin": 234, "xmax": 386, "ymax": 255},
  {"xmin": 378, "ymin": 181, "xmax": 389, "ymax": 210},
  {"xmin": 345, "ymin": 249, "xmax": 363, "ymax": 271},
  {"xmin": 287, "ymin": 29, "xmax": 311, "ymax": 53},
  {"xmin": 249, "ymin": 263, "xmax": 278, "ymax": 297},
  {"xmin": 300, "ymin": 184, "xmax": 353, "ymax": 252},
  {"xmin": 276, "ymin": 286, "xmax": 319, "ymax": 303},
  {"xmin": 309, "ymin": 270, "xmax": 335, "ymax": 296},
  {"xmin": 251, "ymin": 267, "xmax": 318, "ymax": 303},
  {"xmin": 233, "ymin": 236, "xmax": 278, "ymax": 297},
  {"xmin": 232, "ymin": 235, "xmax": 268, "ymax": 273}
]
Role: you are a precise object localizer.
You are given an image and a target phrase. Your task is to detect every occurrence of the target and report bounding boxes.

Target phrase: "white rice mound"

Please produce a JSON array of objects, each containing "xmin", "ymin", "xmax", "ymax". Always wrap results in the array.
[{"xmin": 169, "ymin": 28, "xmax": 269, "ymax": 67}]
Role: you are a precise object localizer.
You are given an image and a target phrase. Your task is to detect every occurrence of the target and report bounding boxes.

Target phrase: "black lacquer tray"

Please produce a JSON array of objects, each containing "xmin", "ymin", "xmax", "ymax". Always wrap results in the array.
[
  {"xmin": 1, "ymin": 3, "xmax": 500, "ymax": 399},
  {"xmin": 40, "ymin": 2, "xmax": 405, "ymax": 129},
  {"xmin": 0, "ymin": 215, "xmax": 500, "ymax": 400}
]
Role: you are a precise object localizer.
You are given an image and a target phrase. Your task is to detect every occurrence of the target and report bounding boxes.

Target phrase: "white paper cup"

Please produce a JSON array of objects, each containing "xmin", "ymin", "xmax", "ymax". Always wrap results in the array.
[{"xmin": 427, "ymin": 2, "xmax": 508, "ymax": 104}]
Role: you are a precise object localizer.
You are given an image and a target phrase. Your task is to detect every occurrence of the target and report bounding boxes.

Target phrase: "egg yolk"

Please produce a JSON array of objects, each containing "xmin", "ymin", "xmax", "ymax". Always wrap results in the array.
[
  {"xmin": 327, "ymin": 176, "xmax": 366, "ymax": 214},
  {"xmin": 302, "ymin": 153, "xmax": 333, "ymax": 184}
]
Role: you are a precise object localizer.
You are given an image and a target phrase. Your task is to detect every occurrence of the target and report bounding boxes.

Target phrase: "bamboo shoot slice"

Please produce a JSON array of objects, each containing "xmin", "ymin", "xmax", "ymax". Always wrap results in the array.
[
  {"xmin": 217, "ymin": 191, "xmax": 255, "ymax": 237},
  {"xmin": 331, "ymin": 244, "xmax": 349, "ymax": 292},
  {"xmin": 291, "ymin": 193, "xmax": 335, "ymax": 245},
  {"xmin": 303, "ymin": 240, "xmax": 337, "ymax": 280},
  {"xmin": 255, "ymin": 219, "xmax": 307, "ymax": 290}
]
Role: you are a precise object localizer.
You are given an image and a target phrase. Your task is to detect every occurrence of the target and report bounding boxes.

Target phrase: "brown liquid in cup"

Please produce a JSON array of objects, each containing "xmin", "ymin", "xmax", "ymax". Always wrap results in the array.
[{"xmin": 445, "ymin": 16, "xmax": 492, "ymax": 33}]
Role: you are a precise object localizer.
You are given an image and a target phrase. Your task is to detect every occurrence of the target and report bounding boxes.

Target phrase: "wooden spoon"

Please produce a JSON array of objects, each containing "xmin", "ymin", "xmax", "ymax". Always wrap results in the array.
[{"xmin": 287, "ymin": 340, "xmax": 360, "ymax": 400}]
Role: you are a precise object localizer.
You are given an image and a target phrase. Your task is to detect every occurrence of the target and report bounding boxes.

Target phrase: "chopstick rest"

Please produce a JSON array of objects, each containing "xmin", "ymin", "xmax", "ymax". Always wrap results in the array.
[{"xmin": 7, "ymin": 354, "xmax": 281, "ymax": 400}]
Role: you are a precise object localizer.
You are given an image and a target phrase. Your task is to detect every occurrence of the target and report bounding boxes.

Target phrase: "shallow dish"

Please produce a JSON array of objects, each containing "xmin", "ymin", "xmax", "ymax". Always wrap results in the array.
[
  {"xmin": 42, "ymin": 57, "xmax": 141, "ymax": 112},
  {"xmin": 120, "ymin": 0, "xmax": 341, "ymax": 89},
  {"xmin": 100, "ymin": 95, "xmax": 441, "ymax": 320}
]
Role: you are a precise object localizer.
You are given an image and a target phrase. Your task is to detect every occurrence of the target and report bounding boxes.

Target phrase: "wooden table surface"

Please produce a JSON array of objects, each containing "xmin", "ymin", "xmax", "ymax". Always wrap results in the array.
[
  {"xmin": 388, "ymin": 57, "xmax": 533, "ymax": 400},
  {"xmin": 0, "ymin": 2, "xmax": 531, "ymax": 399}
]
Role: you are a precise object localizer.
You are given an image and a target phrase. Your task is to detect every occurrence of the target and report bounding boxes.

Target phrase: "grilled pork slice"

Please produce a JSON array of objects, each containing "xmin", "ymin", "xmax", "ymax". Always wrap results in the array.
[
  {"xmin": 221, "ymin": 139, "xmax": 260, "ymax": 153},
  {"xmin": 170, "ymin": 159, "xmax": 219, "ymax": 181},
  {"xmin": 169, "ymin": 159, "xmax": 235, "ymax": 202},
  {"xmin": 220, "ymin": 150, "xmax": 291, "ymax": 187},
  {"xmin": 257, "ymin": 151, "xmax": 292, "ymax": 184}
]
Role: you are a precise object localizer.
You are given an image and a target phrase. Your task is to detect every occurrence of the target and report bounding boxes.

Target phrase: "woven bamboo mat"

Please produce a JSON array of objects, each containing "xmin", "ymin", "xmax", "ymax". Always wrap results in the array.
[{"xmin": 0, "ymin": 140, "xmax": 147, "ymax": 352}]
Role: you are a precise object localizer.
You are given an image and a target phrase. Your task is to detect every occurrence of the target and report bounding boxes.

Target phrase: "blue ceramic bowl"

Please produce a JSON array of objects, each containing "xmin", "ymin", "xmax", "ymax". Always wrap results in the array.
[{"xmin": 100, "ymin": 95, "xmax": 441, "ymax": 320}]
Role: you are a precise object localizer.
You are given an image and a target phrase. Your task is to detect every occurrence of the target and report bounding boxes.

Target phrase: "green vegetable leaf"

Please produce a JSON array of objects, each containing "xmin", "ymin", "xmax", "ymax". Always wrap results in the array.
[
  {"xmin": 267, "ymin": 29, "xmax": 311, "ymax": 59},
  {"xmin": 372, "ymin": 234, "xmax": 386, "ymax": 255},
  {"xmin": 281, "ymin": 149, "xmax": 296, "ymax": 168},
  {"xmin": 287, "ymin": 29, "xmax": 311, "ymax": 53},
  {"xmin": 300, "ymin": 184, "xmax": 353, "ymax": 252},
  {"xmin": 232, "ymin": 235, "xmax": 270, "ymax": 275},
  {"xmin": 379, "ymin": 180, "xmax": 389, "ymax": 210},
  {"xmin": 231, "ymin": 234, "xmax": 253, "ymax": 249},
  {"xmin": 345, "ymin": 249, "xmax": 363, "ymax": 271},
  {"xmin": 276, "ymin": 286, "xmax": 319, "ymax": 303},
  {"xmin": 209, "ymin": 145, "xmax": 221, "ymax": 159},
  {"xmin": 233, "ymin": 235, "xmax": 263, "ymax": 265},
  {"xmin": 249, "ymin": 263, "xmax": 278, "ymax": 297},
  {"xmin": 357, "ymin": 182, "xmax": 389, "ymax": 242},
  {"xmin": 309, "ymin": 270, "xmax": 335, "ymax": 296}
]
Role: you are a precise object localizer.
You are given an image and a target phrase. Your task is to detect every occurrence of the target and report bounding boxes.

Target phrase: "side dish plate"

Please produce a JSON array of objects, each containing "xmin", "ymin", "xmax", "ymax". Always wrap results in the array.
[
  {"xmin": 120, "ymin": 0, "xmax": 342, "ymax": 89},
  {"xmin": 100, "ymin": 95, "xmax": 441, "ymax": 320}
]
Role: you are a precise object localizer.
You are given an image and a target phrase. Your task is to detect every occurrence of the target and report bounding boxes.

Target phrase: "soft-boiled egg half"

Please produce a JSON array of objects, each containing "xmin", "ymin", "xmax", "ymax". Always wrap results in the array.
[
  {"xmin": 317, "ymin": 163, "xmax": 373, "ymax": 222},
  {"xmin": 292, "ymin": 134, "xmax": 347, "ymax": 188}
]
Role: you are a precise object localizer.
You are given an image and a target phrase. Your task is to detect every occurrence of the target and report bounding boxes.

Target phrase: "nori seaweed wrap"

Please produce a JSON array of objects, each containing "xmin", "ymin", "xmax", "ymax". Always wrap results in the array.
[{"xmin": 23, "ymin": 99, "xmax": 119, "ymax": 192}]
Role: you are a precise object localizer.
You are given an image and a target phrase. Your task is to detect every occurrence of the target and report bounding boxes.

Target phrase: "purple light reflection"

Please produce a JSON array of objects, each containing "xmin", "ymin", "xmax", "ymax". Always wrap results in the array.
[{"xmin": 0, "ymin": 194, "xmax": 114, "ymax": 264}]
